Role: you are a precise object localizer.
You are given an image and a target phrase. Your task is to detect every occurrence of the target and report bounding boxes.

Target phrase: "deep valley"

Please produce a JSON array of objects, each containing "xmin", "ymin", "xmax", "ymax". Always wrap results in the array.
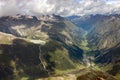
[{"xmin": 0, "ymin": 14, "xmax": 120, "ymax": 80}]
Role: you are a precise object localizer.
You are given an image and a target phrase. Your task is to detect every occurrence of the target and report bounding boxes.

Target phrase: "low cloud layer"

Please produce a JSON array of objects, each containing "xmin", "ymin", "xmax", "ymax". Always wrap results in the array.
[{"xmin": 0, "ymin": 0, "xmax": 120, "ymax": 17}]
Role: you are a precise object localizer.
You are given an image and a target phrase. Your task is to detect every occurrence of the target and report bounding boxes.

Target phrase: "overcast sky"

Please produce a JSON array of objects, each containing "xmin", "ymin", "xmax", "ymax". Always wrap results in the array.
[{"xmin": 0, "ymin": 0, "xmax": 120, "ymax": 17}]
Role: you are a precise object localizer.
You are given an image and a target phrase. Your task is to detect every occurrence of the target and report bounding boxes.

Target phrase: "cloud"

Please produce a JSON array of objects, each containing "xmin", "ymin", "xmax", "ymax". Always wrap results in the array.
[
  {"xmin": 0, "ymin": 0, "xmax": 120, "ymax": 17},
  {"xmin": 0, "ymin": 0, "xmax": 20, "ymax": 17}
]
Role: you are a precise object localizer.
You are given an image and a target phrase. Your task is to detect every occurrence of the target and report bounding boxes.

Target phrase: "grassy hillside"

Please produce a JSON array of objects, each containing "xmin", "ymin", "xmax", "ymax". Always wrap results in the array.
[{"xmin": 0, "ymin": 37, "xmax": 84, "ymax": 80}]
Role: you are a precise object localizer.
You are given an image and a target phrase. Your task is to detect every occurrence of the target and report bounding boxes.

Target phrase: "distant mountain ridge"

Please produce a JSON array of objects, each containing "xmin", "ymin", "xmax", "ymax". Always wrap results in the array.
[{"xmin": 68, "ymin": 14, "xmax": 120, "ymax": 50}]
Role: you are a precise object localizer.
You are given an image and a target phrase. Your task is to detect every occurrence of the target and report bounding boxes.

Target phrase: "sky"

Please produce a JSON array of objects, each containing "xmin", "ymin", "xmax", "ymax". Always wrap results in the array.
[{"xmin": 0, "ymin": 0, "xmax": 120, "ymax": 17}]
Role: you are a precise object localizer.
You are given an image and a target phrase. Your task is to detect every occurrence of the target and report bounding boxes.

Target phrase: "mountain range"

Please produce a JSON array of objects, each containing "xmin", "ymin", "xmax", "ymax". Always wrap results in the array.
[{"xmin": 0, "ymin": 14, "xmax": 120, "ymax": 80}]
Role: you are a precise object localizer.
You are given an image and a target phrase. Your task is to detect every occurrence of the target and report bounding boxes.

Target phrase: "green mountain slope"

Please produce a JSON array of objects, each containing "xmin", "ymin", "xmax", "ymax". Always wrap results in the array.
[{"xmin": 0, "ymin": 15, "xmax": 85, "ymax": 80}]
